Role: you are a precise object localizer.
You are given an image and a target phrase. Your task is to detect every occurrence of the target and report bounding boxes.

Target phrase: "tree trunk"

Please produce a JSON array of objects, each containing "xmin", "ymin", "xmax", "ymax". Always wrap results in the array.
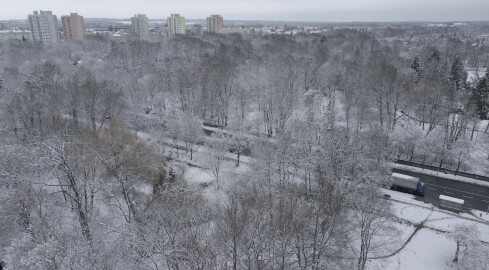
[
  {"xmin": 471, "ymin": 121, "xmax": 477, "ymax": 140},
  {"xmin": 233, "ymin": 234, "xmax": 238, "ymax": 270},
  {"xmin": 421, "ymin": 102, "xmax": 426, "ymax": 130},
  {"xmin": 453, "ymin": 241, "xmax": 460, "ymax": 262}
]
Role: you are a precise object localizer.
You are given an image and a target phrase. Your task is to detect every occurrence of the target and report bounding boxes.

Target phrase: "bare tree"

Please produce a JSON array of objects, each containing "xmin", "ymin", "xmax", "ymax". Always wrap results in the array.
[
  {"xmin": 41, "ymin": 136, "xmax": 99, "ymax": 242},
  {"xmin": 218, "ymin": 192, "xmax": 251, "ymax": 270},
  {"xmin": 450, "ymin": 224, "xmax": 489, "ymax": 270},
  {"xmin": 229, "ymin": 120, "xmax": 249, "ymax": 166},
  {"xmin": 80, "ymin": 73, "xmax": 125, "ymax": 132},
  {"xmin": 180, "ymin": 113, "xmax": 204, "ymax": 160},
  {"xmin": 206, "ymin": 133, "xmax": 228, "ymax": 189},
  {"xmin": 95, "ymin": 120, "xmax": 164, "ymax": 223},
  {"xmin": 353, "ymin": 187, "xmax": 395, "ymax": 270}
]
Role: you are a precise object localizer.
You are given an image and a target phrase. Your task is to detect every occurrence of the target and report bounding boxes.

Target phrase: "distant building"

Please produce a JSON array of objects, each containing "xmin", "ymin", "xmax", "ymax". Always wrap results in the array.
[
  {"xmin": 206, "ymin": 14, "xmax": 223, "ymax": 33},
  {"xmin": 28, "ymin": 10, "xmax": 59, "ymax": 43},
  {"xmin": 167, "ymin": 14, "xmax": 185, "ymax": 35},
  {"xmin": 188, "ymin": 24, "xmax": 203, "ymax": 35},
  {"xmin": 131, "ymin": 14, "xmax": 149, "ymax": 37},
  {"xmin": 220, "ymin": 28, "xmax": 251, "ymax": 35},
  {"xmin": 111, "ymin": 32, "xmax": 124, "ymax": 41},
  {"xmin": 0, "ymin": 22, "xmax": 12, "ymax": 31},
  {"xmin": 0, "ymin": 30, "xmax": 31, "ymax": 41},
  {"xmin": 61, "ymin": 13, "xmax": 84, "ymax": 41}
]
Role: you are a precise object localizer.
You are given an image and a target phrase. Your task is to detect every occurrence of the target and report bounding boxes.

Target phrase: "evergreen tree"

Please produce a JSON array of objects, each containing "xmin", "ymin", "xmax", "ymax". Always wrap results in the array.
[
  {"xmin": 450, "ymin": 56, "xmax": 467, "ymax": 91},
  {"xmin": 429, "ymin": 50, "xmax": 440, "ymax": 62},
  {"xmin": 470, "ymin": 71, "xmax": 489, "ymax": 119},
  {"xmin": 411, "ymin": 55, "xmax": 423, "ymax": 81}
]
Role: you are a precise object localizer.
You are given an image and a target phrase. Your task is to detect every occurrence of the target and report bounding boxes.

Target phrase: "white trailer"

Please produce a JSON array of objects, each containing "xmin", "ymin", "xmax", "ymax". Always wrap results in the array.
[
  {"xmin": 391, "ymin": 173, "xmax": 419, "ymax": 190},
  {"xmin": 439, "ymin": 195, "xmax": 464, "ymax": 213}
]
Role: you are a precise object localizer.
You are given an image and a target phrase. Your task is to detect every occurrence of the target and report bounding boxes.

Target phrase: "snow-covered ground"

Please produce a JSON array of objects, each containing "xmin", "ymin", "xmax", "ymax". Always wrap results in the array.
[
  {"xmin": 370, "ymin": 229, "xmax": 456, "ymax": 270},
  {"xmin": 467, "ymin": 68, "xmax": 487, "ymax": 83},
  {"xmin": 137, "ymin": 120, "xmax": 489, "ymax": 270},
  {"xmin": 369, "ymin": 189, "xmax": 489, "ymax": 270}
]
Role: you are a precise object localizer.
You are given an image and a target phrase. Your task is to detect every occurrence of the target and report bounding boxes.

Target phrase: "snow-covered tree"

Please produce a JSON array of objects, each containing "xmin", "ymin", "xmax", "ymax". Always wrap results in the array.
[
  {"xmin": 180, "ymin": 113, "xmax": 204, "ymax": 160},
  {"xmin": 450, "ymin": 224, "xmax": 489, "ymax": 270},
  {"xmin": 470, "ymin": 71, "xmax": 489, "ymax": 120},
  {"xmin": 450, "ymin": 56, "xmax": 467, "ymax": 91},
  {"xmin": 411, "ymin": 55, "xmax": 423, "ymax": 81},
  {"xmin": 206, "ymin": 132, "xmax": 228, "ymax": 188}
]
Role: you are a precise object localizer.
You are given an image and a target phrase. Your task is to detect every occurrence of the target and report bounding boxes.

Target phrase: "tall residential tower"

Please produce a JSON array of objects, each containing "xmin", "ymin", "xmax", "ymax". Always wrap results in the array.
[
  {"xmin": 61, "ymin": 13, "xmax": 84, "ymax": 41},
  {"xmin": 167, "ymin": 14, "xmax": 185, "ymax": 35},
  {"xmin": 206, "ymin": 15, "xmax": 223, "ymax": 33},
  {"xmin": 28, "ymin": 10, "xmax": 59, "ymax": 43},
  {"xmin": 131, "ymin": 14, "xmax": 149, "ymax": 37}
]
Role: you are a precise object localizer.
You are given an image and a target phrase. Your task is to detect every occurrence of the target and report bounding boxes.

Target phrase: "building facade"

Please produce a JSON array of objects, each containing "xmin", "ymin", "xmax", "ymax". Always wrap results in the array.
[
  {"xmin": 167, "ymin": 14, "xmax": 185, "ymax": 35},
  {"xmin": 131, "ymin": 14, "xmax": 149, "ymax": 37},
  {"xmin": 206, "ymin": 15, "xmax": 223, "ymax": 33},
  {"xmin": 0, "ymin": 30, "xmax": 31, "ymax": 41},
  {"xmin": 61, "ymin": 13, "xmax": 84, "ymax": 41},
  {"xmin": 187, "ymin": 24, "xmax": 203, "ymax": 35},
  {"xmin": 28, "ymin": 10, "xmax": 59, "ymax": 43},
  {"xmin": 0, "ymin": 22, "xmax": 12, "ymax": 31}
]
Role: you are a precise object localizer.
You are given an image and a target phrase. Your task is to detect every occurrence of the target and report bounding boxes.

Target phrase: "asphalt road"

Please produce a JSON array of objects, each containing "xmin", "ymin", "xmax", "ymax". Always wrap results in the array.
[{"xmin": 393, "ymin": 169, "xmax": 489, "ymax": 212}]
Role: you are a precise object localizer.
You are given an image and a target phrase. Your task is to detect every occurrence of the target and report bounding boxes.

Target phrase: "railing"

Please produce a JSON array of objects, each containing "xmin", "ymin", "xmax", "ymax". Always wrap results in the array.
[{"xmin": 395, "ymin": 159, "xmax": 489, "ymax": 182}]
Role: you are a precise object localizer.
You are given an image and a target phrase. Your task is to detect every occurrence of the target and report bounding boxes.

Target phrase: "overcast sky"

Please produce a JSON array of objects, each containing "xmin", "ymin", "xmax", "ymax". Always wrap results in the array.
[{"xmin": 2, "ymin": 0, "xmax": 489, "ymax": 22}]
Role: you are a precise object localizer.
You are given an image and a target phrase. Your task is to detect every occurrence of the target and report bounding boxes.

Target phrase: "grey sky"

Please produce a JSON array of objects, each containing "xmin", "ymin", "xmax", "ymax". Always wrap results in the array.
[{"xmin": 2, "ymin": 0, "xmax": 489, "ymax": 22}]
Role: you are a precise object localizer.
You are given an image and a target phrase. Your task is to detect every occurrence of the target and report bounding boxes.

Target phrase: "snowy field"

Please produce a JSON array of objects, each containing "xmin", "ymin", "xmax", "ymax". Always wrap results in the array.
[{"xmin": 369, "ymin": 189, "xmax": 489, "ymax": 270}]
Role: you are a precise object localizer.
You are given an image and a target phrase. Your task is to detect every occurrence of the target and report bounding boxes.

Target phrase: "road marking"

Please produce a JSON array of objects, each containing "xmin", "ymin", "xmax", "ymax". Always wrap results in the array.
[
  {"xmin": 426, "ymin": 183, "xmax": 489, "ymax": 200},
  {"xmin": 478, "ymin": 189, "xmax": 489, "ymax": 195},
  {"xmin": 463, "ymin": 195, "xmax": 473, "ymax": 199},
  {"xmin": 482, "ymin": 200, "xmax": 489, "ymax": 203}
]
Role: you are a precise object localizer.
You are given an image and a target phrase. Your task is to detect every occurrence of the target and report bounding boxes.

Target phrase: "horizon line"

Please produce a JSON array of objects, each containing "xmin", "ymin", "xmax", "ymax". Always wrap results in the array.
[{"xmin": 2, "ymin": 17, "xmax": 489, "ymax": 24}]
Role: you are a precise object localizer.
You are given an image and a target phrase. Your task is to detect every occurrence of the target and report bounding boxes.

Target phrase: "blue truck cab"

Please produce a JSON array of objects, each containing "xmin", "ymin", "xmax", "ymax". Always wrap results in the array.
[{"xmin": 416, "ymin": 181, "xmax": 425, "ymax": 196}]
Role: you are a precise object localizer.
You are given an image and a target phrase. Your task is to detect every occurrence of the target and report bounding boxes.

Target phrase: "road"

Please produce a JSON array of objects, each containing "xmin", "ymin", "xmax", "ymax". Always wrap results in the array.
[
  {"xmin": 202, "ymin": 124, "xmax": 489, "ymax": 212},
  {"xmin": 393, "ymin": 168, "xmax": 489, "ymax": 212}
]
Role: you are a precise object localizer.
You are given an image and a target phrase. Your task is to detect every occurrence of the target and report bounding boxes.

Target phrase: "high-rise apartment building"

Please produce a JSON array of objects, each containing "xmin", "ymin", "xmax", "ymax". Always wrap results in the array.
[
  {"xmin": 61, "ymin": 13, "xmax": 84, "ymax": 41},
  {"xmin": 206, "ymin": 15, "xmax": 223, "ymax": 33},
  {"xmin": 28, "ymin": 10, "xmax": 59, "ymax": 43},
  {"xmin": 167, "ymin": 14, "xmax": 186, "ymax": 35},
  {"xmin": 131, "ymin": 14, "xmax": 149, "ymax": 37}
]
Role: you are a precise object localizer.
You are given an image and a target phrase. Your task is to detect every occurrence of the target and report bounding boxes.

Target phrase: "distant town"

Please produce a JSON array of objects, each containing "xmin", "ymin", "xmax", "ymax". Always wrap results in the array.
[
  {"xmin": 0, "ymin": 11, "xmax": 312, "ymax": 42},
  {"xmin": 3, "ymin": 10, "xmax": 488, "ymax": 43}
]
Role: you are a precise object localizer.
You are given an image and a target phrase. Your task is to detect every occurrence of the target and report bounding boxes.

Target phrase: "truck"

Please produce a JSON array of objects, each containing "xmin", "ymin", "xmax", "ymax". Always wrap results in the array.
[{"xmin": 390, "ymin": 172, "xmax": 425, "ymax": 196}]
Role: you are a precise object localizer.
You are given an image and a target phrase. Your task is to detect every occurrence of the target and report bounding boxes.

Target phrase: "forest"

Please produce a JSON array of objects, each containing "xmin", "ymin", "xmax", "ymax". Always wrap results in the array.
[{"xmin": 0, "ymin": 26, "xmax": 489, "ymax": 269}]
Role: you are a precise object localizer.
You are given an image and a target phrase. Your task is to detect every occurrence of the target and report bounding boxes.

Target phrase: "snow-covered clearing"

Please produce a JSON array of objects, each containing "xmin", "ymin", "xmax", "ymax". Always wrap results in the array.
[
  {"xmin": 370, "ymin": 189, "xmax": 489, "ymax": 270},
  {"xmin": 369, "ymin": 229, "xmax": 456, "ymax": 270},
  {"xmin": 467, "ymin": 68, "xmax": 487, "ymax": 83}
]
